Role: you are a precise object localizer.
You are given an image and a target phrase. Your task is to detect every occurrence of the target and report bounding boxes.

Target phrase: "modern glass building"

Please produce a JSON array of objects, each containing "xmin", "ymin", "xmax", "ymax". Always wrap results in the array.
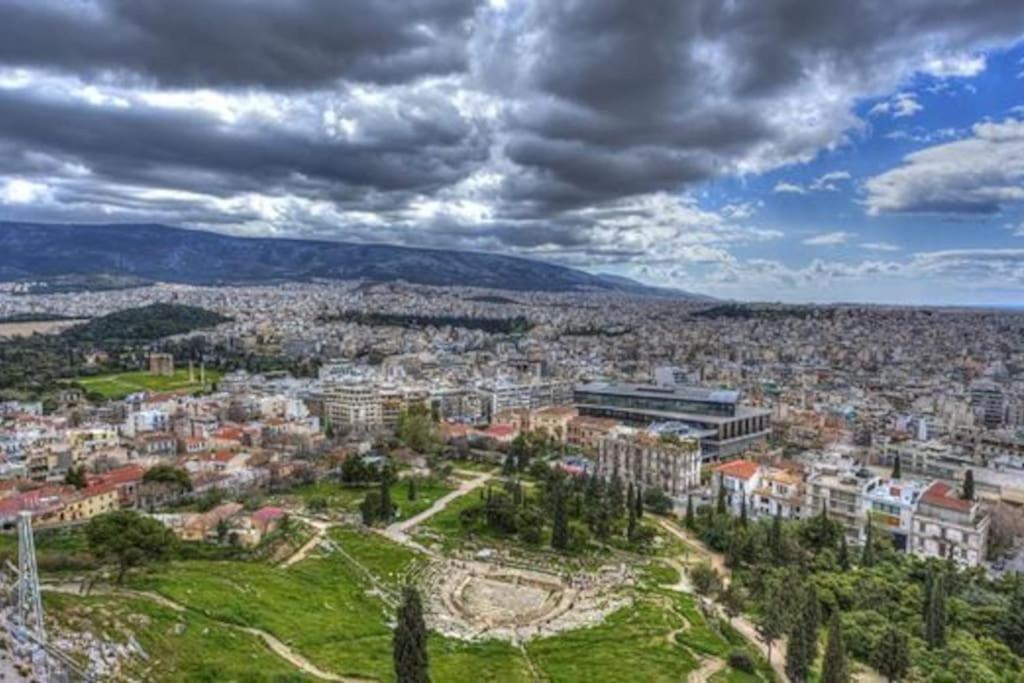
[{"xmin": 574, "ymin": 381, "xmax": 771, "ymax": 459}]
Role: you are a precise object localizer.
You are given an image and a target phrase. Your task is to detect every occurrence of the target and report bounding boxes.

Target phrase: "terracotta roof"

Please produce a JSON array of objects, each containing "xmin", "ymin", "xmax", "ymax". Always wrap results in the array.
[
  {"xmin": 483, "ymin": 423, "xmax": 516, "ymax": 438},
  {"xmin": 920, "ymin": 481, "xmax": 974, "ymax": 512},
  {"xmin": 713, "ymin": 459, "xmax": 760, "ymax": 481}
]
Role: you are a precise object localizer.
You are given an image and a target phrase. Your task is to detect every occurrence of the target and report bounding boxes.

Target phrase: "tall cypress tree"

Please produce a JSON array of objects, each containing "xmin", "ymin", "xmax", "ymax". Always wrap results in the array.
[
  {"xmin": 739, "ymin": 494, "xmax": 748, "ymax": 527},
  {"xmin": 785, "ymin": 584, "xmax": 820, "ymax": 682},
  {"xmin": 393, "ymin": 585, "xmax": 430, "ymax": 683},
  {"xmin": 551, "ymin": 480, "xmax": 569, "ymax": 551},
  {"xmin": 380, "ymin": 468, "xmax": 395, "ymax": 522},
  {"xmin": 715, "ymin": 476, "xmax": 727, "ymax": 515},
  {"xmin": 962, "ymin": 469, "xmax": 975, "ymax": 501},
  {"xmin": 838, "ymin": 532, "xmax": 850, "ymax": 571},
  {"xmin": 1001, "ymin": 579, "xmax": 1024, "ymax": 657},
  {"xmin": 861, "ymin": 514, "xmax": 875, "ymax": 567},
  {"xmin": 803, "ymin": 582, "xmax": 821, "ymax": 661},
  {"xmin": 609, "ymin": 474, "xmax": 625, "ymax": 519},
  {"xmin": 685, "ymin": 494, "xmax": 695, "ymax": 529},
  {"xmin": 892, "ymin": 454, "xmax": 902, "ymax": 480},
  {"xmin": 635, "ymin": 484, "xmax": 644, "ymax": 518},
  {"xmin": 925, "ymin": 572, "xmax": 947, "ymax": 649},
  {"xmin": 821, "ymin": 609, "xmax": 849, "ymax": 683}
]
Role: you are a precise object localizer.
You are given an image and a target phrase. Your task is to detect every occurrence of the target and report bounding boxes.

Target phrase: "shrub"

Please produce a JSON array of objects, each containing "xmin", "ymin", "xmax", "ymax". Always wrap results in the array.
[{"xmin": 727, "ymin": 650, "xmax": 756, "ymax": 673}]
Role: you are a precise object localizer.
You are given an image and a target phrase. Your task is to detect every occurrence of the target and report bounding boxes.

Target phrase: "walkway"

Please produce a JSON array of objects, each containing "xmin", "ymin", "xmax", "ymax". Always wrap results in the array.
[{"xmin": 380, "ymin": 471, "xmax": 492, "ymax": 552}]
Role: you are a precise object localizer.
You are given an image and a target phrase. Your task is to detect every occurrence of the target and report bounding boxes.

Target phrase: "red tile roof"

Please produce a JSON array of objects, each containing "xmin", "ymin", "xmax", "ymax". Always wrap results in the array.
[
  {"xmin": 483, "ymin": 423, "xmax": 516, "ymax": 438},
  {"xmin": 920, "ymin": 481, "xmax": 974, "ymax": 512},
  {"xmin": 713, "ymin": 459, "xmax": 760, "ymax": 481}
]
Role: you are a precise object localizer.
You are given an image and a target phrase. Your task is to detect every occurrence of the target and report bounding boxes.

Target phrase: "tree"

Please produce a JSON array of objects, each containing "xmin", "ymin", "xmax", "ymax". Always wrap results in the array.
[
  {"xmin": 396, "ymin": 405, "xmax": 439, "ymax": 454},
  {"xmin": 635, "ymin": 484, "xmax": 644, "ymax": 519},
  {"xmin": 874, "ymin": 625, "xmax": 911, "ymax": 682},
  {"xmin": 64, "ymin": 465, "xmax": 87, "ymax": 490},
  {"xmin": 407, "ymin": 478, "xmax": 417, "ymax": 502},
  {"xmin": 786, "ymin": 583, "xmax": 820, "ymax": 682},
  {"xmin": 961, "ymin": 469, "xmax": 975, "ymax": 501},
  {"xmin": 393, "ymin": 585, "xmax": 430, "ymax": 683},
  {"xmin": 769, "ymin": 508, "xmax": 783, "ymax": 563},
  {"xmin": 86, "ymin": 510, "xmax": 176, "ymax": 584},
  {"xmin": 685, "ymin": 494, "xmax": 695, "ymax": 530},
  {"xmin": 756, "ymin": 578, "xmax": 788, "ymax": 665},
  {"xmin": 822, "ymin": 609, "xmax": 850, "ymax": 683},
  {"xmin": 361, "ymin": 491, "xmax": 383, "ymax": 525},
  {"xmin": 690, "ymin": 562, "xmax": 722, "ymax": 598},
  {"xmin": 719, "ymin": 583, "xmax": 744, "ymax": 624},
  {"xmin": 716, "ymin": 477, "xmax": 727, "ymax": 515},
  {"xmin": 891, "ymin": 453, "xmax": 902, "ymax": 480},
  {"xmin": 861, "ymin": 515, "xmax": 876, "ymax": 567},
  {"xmin": 216, "ymin": 518, "xmax": 229, "ymax": 544},
  {"xmin": 307, "ymin": 495, "xmax": 328, "ymax": 515},
  {"xmin": 739, "ymin": 494, "xmax": 748, "ymax": 527},
  {"xmin": 838, "ymin": 532, "xmax": 850, "ymax": 571},
  {"xmin": 609, "ymin": 474, "xmax": 625, "ymax": 519},
  {"xmin": 925, "ymin": 571, "xmax": 947, "ymax": 649},
  {"xmin": 143, "ymin": 464, "xmax": 193, "ymax": 491},
  {"xmin": 1001, "ymin": 580, "xmax": 1024, "ymax": 657},
  {"xmin": 551, "ymin": 480, "xmax": 569, "ymax": 551},
  {"xmin": 380, "ymin": 467, "xmax": 395, "ymax": 522}
]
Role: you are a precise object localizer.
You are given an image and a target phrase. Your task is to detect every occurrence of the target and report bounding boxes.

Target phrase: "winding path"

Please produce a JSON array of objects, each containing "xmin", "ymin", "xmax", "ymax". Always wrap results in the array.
[
  {"xmin": 42, "ymin": 582, "xmax": 372, "ymax": 682},
  {"xmin": 380, "ymin": 470, "xmax": 492, "ymax": 552}
]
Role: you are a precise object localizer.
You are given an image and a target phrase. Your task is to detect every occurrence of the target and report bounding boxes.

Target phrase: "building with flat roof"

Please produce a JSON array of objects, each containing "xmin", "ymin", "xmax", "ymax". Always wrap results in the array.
[
  {"xmin": 596, "ymin": 425, "xmax": 700, "ymax": 499},
  {"xmin": 574, "ymin": 381, "xmax": 771, "ymax": 459},
  {"xmin": 912, "ymin": 481, "xmax": 990, "ymax": 568}
]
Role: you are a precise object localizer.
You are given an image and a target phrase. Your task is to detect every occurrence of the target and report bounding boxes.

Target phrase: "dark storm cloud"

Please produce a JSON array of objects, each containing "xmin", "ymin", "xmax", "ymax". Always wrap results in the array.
[
  {"xmin": 483, "ymin": 0, "xmax": 1024, "ymax": 215},
  {"xmin": 0, "ymin": 87, "xmax": 486, "ymax": 197},
  {"xmin": 0, "ymin": 0, "xmax": 479, "ymax": 88}
]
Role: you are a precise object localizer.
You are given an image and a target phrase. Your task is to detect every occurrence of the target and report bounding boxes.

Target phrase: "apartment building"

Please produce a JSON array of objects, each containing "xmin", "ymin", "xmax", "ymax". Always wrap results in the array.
[
  {"xmin": 567, "ymin": 415, "xmax": 619, "ymax": 452},
  {"xmin": 805, "ymin": 463, "xmax": 882, "ymax": 544},
  {"xmin": 479, "ymin": 379, "xmax": 574, "ymax": 419},
  {"xmin": 713, "ymin": 459, "xmax": 762, "ymax": 516},
  {"xmin": 596, "ymin": 426, "xmax": 701, "ymax": 499},
  {"xmin": 912, "ymin": 482, "xmax": 990, "ymax": 568},
  {"xmin": 750, "ymin": 467, "xmax": 805, "ymax": 520}
]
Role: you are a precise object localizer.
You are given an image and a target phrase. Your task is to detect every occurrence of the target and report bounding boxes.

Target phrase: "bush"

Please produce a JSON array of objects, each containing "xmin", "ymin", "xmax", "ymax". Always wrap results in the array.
[{"xmin": 727, "ymin": 650, "xmax": 756, "ymax": 673}]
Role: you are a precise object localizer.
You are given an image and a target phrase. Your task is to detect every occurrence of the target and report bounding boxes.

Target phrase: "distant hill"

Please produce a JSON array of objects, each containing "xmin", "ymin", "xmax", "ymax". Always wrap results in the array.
[
  {"xmin": 0, "ymin": 222, "xmax": 710, "ymax": 299},
  {"xmin": 65, "ymin": 303, "xmax": 230, "ymax": 344}
]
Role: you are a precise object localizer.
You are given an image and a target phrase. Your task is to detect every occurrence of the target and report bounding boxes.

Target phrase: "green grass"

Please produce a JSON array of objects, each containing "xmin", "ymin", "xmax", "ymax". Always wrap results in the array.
[
  {"xmin": 45, "ymin": 592, "xmax": 307, "ymax": 682},
  {"xmin": 277, "ymin": 478, "xmax": 454, "ymax": 522},
  {"xmin": 327, "ymin": 526, "xmax": 424, "ymax": 586},
  {"xmin": 75, "ymin": 368, "xmax": 222, "ymax": 399}
]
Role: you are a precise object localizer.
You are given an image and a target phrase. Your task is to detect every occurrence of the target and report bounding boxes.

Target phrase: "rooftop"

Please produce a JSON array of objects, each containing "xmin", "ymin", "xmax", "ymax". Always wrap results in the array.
[{"xmin": 575, "ymin": 382, "xmax": 740, "ymax": 404}]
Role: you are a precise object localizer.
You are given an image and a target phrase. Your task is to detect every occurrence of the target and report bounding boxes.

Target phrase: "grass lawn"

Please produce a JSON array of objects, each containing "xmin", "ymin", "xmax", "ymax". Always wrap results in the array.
[
  {"xmin": 45, "ymin": 592, "xmax": 307, "ymax": 682},
  {"xmin": 75, "ymin": 368, "xmax": 222, "ymax": 399},
  {"xmin": 279, "ymin": 477, "xmax": 454, "ymax": 522}
]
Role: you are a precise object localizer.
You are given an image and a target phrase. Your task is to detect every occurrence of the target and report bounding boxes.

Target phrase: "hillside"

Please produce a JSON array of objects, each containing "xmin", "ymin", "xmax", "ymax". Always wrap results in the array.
[
  {"xmin": 0, "ymin": 222, "xmax": 709, "ymax": 299},
  {"xmin": 65, "ymin": 303, "xmax": 230, "ymax": 344}
]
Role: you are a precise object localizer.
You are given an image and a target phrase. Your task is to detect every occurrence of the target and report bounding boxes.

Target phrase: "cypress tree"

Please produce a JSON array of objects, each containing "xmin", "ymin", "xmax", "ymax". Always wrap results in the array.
[
  {"xmin": 892, "ymin": 454, "xmax": 902, "ymax": 480},
  {"xmin": 635, "ymin": 484, "xmax": 644, "ymax": 518},
  {"xmin": 861, "ymin": 515, "xmax": 875, "ymax": 567},
  {"xmin": 962, "ymin": 469, "xmax": 975, "ymax": 501},
  {"xmin": 838, "ymin": 532, "xmax": 850, "ymax": 571},
  {"xmin": 803, "ymin": 582, "xmax": 821, "ymax": 661},
  {"xmin": 380, "ymin": 469, "xmax": 394, "ymax": 522},
  {"xmin": 874, "ymin": 625, "xmax": 910, "ymax": 682},
  {"xmin": 609, "ymin": 474, "xmax": 625, "ymax": 519},
  {"xmin": 925, "ymin": 572, "xmax": 947, "ymax": 649},
  {"xmin": 407, "ymin": 478, "xmax": 417, "ymax": 502},
  {"xmin": 716, "ymin": 477, "xmax": 727, "ymax": 515},
  {"xmin": 685, "ymin": 494, "xmax": 695, "ymax": 529},
  {"xmin": 551, "ymin": 481, "xmax": 569, "ymax": 551},
  {"xmin": 393, "ymin": 585, "xmax": 430, "ymax": 683},
  {"xmin": 1001, "ymin": 579, "xmax": 1024, "ymax": 657},
  {"xmin": 785, "ymin": 583, "xmax": 820, "ymax": 682},
  {"xmin": 739, "ymin": 494, "xmax": 748, "ymax": 527},
  {"xmin": 821, "ymin": 609, "xmax": 849, "ymax": 683}
]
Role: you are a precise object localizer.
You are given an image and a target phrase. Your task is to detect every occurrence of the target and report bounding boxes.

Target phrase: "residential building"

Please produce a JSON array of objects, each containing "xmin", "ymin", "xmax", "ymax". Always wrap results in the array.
[{"xmin": 912, "ymin": 481, "xmax": 990, "ymax": 567}]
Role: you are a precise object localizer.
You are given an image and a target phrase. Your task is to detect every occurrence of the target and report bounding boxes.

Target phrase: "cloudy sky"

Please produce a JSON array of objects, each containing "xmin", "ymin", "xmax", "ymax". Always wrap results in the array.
[{"xmin": 0, "ymin": 0, "xmax": 1023, "ymax": 305}]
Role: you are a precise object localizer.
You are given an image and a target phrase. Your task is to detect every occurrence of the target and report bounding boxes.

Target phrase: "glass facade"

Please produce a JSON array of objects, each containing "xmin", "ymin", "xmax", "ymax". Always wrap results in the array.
[{"xmin": 574, "ymin": 390, "xmax": 736, "ymax": 417}]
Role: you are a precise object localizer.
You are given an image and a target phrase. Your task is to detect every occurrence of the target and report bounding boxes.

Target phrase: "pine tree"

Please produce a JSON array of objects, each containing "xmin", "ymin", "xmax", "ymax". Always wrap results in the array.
[
  {"xmin": 861, "ymin": 514, "xmax": 875, "ymax": 567},
  {"xmin": 925, "ymin": 571, "xmax": 947, "ymax": 649},
  {"xmin": 393, "ymin": 585, "xmax": 430, "ymax": 683},
  {"xmin": 380, "ymin": 469, "xmax": 394, "ymax": 522},
  {"xmin": 838, "ymin": 532, "xmax": 850, "ymax": 571},
  {"xmin": 739, "ymin": 494, "xmax": 748, "ymax": 527},
  {"xmin": 962, "ymin": 469, "xmax": 975, "ymax": 501},
  {"xmin": 551, "ymin": 480, "xmax": 569, "ymax": 551},
  {"xmin": 716, "ymin": 477, "xmax": 727, "ymax": 515},
  {"xmin": 821, "ymin": 609, "xmax": 849, "ymax": 683},
  {"xmin": 874, "ymin": 625, "xmax": 910, "ymax": 682},
  {"xmin": 685, "ymin": 494, "xmax": 695, "ymax": 529},
  {"xmin": 892, "ymin": 454, "xmax": 902, "ymax": 480}
]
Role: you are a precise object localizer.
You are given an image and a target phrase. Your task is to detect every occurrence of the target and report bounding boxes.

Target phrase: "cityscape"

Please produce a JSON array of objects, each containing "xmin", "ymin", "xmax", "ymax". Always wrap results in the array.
[{"xmin": 0, "ymin": 1, "xmax": 1022, "ymax": 683}]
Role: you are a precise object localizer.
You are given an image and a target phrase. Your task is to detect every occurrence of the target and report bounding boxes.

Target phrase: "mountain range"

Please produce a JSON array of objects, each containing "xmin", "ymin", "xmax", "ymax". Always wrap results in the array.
[{"xmin": 0, "ymin": 222, "xmax": 710, "ymax": 299}]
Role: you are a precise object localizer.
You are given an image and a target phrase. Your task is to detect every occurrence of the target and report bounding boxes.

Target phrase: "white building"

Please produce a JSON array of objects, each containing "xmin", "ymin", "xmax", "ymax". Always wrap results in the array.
[
  {"xmin": 596, "ymin": 426, "xmax": 701, "ymax": 499},
  {"xmin": 912, "ymin": 481, "xmax": 990, "ymax": 568}
]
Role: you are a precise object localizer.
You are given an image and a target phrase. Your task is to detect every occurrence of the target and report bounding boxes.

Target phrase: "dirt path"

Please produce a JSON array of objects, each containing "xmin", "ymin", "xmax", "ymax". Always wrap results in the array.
[
  {"xmin": 388, "ymin": 471, "xmax": 491, "ymax": 534},
  {"xmin": 42, "ymin": 582, "xmax": 372, "ymax": 682},
  {"xmin": 281, "ymin": 518, "xmax": 330, "ymax": 568},
  {"xmin": 687, "ymin": 656, "xmax": 726, "ymax": 683}
]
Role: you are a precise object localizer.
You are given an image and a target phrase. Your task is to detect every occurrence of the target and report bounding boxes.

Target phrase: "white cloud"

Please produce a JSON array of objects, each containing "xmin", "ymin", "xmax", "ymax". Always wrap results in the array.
[
  {"xmin": 865, "ymin": 117, "xmax": 1024, "ymax": 214},
  {"xmin": 0, "ymin": 177, "xmax": 49, "ymax": 204},
  {"xmin": 773, "ymin": 181, "xmax": 806, "ymax": 194},
  {"xmin": 860, "ymin": 241, "xmax": 901, "ymax": 251},
  {"xmin": 803, "ymin": 231, "xmax": 853, "ymax": 246},
  {"xmin": 869, "ymin": 92, "xmax": 923, "ymax": 119},
  {"xmin": 922, "ymin": 52, "xmax": 987, "ymax": 78},
  {"xmin": 809, "ymin": 170, "xmax": 852, "ymax": 191}
]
